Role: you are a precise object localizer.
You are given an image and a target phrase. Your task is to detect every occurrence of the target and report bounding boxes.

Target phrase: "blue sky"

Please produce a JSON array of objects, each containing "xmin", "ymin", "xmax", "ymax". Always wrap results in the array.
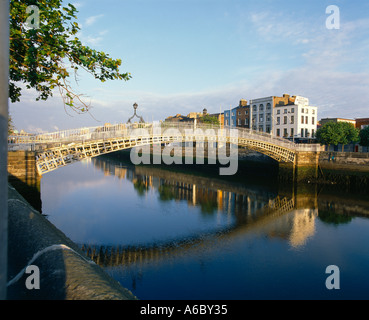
[{"xmin": 10, "ymin": 0, "xmax": 369, "ymax": 132}]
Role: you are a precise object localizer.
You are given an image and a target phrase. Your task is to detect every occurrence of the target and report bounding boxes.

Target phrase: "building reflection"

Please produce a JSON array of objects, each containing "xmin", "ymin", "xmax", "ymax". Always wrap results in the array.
[{"xmin": 80, "ymin": 156, "xmax": 323, "ymax": 268}]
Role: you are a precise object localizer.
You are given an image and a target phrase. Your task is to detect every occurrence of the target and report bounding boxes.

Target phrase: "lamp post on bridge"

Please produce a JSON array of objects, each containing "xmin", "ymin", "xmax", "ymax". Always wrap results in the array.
[{"xmin": 127, "ymin": 102, "xmax": 145, "ymax": 124}]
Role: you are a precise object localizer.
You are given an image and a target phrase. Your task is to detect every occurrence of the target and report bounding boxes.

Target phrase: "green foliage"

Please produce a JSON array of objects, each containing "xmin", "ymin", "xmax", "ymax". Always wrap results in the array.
[
  {"xmin": 316, "ymin": 122, "xmax": 343, "ymax": 146},
  {"xmin": 199, "ymin": 115, "xmax": 220, "ymax": 125},
  {"xmin": 318, "ymin": 210, "xmax": 353, "ymax": 226},
  {"xmin": 9, "ymin": 0, "xmax": 131, "ymax": 113},
  {"xmin": 316, "ymin": 122, "xmax": 359, "ymax": 150},
  {"xmin": 359, "ymin": 126, "xmax": 369, "ymax": 147}
]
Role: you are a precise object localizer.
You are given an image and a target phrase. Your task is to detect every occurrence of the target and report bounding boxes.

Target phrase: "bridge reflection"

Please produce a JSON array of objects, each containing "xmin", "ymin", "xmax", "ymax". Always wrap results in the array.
[{"xmin": 79, "ymin": 156, "xmax": 318, "ymax": 267}]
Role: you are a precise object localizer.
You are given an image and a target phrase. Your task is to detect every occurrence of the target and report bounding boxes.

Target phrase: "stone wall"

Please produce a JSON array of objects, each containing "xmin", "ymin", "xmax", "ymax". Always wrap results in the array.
[
  {"xmin": 319, "ymin": 151, "xmax": 369, "ymax": 167},
  {"xmin": 7, "ymin": 151, "xmax": 41, "ymax": 211}
]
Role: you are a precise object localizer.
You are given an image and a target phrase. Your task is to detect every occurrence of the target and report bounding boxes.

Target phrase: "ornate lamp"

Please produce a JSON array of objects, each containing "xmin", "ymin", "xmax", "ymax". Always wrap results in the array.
[{"xmin": 127, "ymin": 102, "xmax": 145, "ymax": 124}]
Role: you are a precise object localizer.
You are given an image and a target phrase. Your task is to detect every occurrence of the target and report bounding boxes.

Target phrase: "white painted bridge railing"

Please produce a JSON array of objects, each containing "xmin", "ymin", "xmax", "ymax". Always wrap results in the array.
[{"xmin": 8, "ymin": 122, "xmax": 322, "ymax": 153}]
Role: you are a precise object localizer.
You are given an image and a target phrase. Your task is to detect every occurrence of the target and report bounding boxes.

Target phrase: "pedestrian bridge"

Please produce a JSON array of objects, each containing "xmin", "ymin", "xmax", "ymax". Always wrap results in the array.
[{"xmin": 8, "ymin": 122, "xmax": 323, "ymax": 179}]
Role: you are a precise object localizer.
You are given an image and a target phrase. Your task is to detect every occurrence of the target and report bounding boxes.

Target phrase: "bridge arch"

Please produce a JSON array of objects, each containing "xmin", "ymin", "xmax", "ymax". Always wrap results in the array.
[{"xmin": 8, "ymin": 122, "xmax": 323, "ymax": 180}]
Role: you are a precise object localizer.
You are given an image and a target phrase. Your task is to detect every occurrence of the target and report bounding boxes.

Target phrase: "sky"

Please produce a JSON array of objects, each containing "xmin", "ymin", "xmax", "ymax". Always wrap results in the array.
[{"xmin": 9, "ymin": 0, "xmax": 369, "ymax": 133}]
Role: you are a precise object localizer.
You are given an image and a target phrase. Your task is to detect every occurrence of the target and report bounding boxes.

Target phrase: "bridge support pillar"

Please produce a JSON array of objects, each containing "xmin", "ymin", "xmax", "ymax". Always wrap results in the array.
[
  {"xmin": 7, "ymin": 151, "xmax": 42, "ymax": 212},
  {"xmin": 294, "ymin": 151, "xmax": 321, "ymax": 183},
  {"xmin": 279, "ymin": 151, "xmax": 321, "ymax": 183}
]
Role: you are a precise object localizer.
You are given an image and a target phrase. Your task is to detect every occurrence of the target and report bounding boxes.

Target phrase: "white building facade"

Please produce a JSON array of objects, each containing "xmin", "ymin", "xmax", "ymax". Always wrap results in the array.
[{"xmin": 273, "ymin": 96, "xmax": 318, "ymax": 140}]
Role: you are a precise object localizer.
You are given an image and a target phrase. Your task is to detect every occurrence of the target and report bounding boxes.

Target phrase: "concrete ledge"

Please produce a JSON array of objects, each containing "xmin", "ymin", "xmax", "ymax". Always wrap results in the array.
[{"xmin": 7, "ymin": 184, "xmax": 137, "ymax": 300}]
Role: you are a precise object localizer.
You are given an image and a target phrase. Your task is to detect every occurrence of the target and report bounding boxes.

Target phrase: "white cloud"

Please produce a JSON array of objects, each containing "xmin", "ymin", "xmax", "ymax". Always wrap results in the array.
[{"xmin": 85, "ymin": 14, "xmax": 104, "ymax": 27}]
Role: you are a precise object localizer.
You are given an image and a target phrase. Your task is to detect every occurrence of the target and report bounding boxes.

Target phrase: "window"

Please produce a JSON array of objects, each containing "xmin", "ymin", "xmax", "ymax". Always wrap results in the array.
[
  {"xmin": 312, "ymin": 109, "xmax": 315, "ymax": 115},
  {"xmin": 259, "ymin": 125, "xmax": 264, "ymax": 132},
  {"xmin": 291, "ymin": 108, "xmax": 295, "ymax": 113},
  {"xmin": 266, "ymin": 125, "xmax": 271, "ymax": 133},
  {"xmin": 284, "ymin": 128, "xmax": 288, "ymax": 137},
  {"xmin": 277, "ymin": 117, "xmax": 280, "ymax": 125},
  {"xmin": 284, "ymin": 109, "xmax": 287, "ymax": 114},
  {"xmin": 312, "ymin": 117, "xmax": 315, "ymax": 125},
  {"xmin": 266, "ymin": 103, "xmax": 271, "ymax": 110},
  {"xmin": 226, "ymin": 120, "xmax": 229, "ymax": 126},
  {"xmin": 259, "ymin": 104, "xmax": 264, "ymax": 111},
  {"xmin": 312, "ymin": 129, "xmax": 315, "ymax": 137},
  {"xmin": 301, "ymin": 128, "xmax": 304, "ymax": 137},
  {"xmin": 291, "ymin": 128, "xmax": 294, "ymax": 137},
  {"xmin": 245, "ymin": 119, "xmax": 249, "ymax": 126},
  {"xmin": 305, "ymin": 129, "xmax": 309, "ymax": 137},
  {"xmin": 301, "ymin": 116, "xmax": 304, "ymax": 124},
  {"xmin": 238, "ymin": 111, "xmax": 241, "ymax": 115},
  {"xmin": 301, "ymin": 108, "xmax": 304, "ymax": 113},
  {"xmin": 306, "ymin": 116, "xmax": 308, "ymax": 124},
  {"xmin": 291, "ymin": 116, "xmax": 294, "ymax": 124},
  {"xmin": 284, "ymin": 116, "xmax": 287, "ymax": 125},
  {"xmin": 277, "ymin": 109, "xmax": 281, "ymax": 115},
  {"xmin": 238, "ymin": 119, "xmax": 241, "ymax": 125},
  {"xmin": 266, "ymin": 113, "xmax": 271, "ymax": 122},
  {"xmin": 253, "ymin": 105, "xmax": 257, "ymax": 112},
  {"xmin": 245, "ymin": 110, "xmax": 248, "ymax": 115},
  {"xmin": 259, "ymin": 114, "xmax": 264, "ymax": 122},
  {"xmin": 277, "ymin": 129, "xmax": 280, "ymax": 137}
]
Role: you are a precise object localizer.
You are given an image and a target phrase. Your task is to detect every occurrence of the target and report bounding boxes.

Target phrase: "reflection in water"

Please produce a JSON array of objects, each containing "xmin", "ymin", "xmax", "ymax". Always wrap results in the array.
[
  {"xmin": 41, "ymin": 153, "xmax": 369, "ymax": 300},
  {"xmin": 79, "ymin": 156, "xmax": 318, "ymax": 269}
]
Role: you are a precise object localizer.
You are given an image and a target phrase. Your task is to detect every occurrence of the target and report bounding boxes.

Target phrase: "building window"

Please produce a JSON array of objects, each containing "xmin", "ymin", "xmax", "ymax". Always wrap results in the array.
[
  {"xmin": 277, "ymin": 109, "xmax": 281, "ymax": 115},
  {"xmin": 301, "ymin": 128, "xmax": 304, "ymax": 137},
  {"xmin": 312, "ymin": 117, "xmax": 315, "ymax": 125},
  {"xmin": 301, "ymin": 108, "xmax": 304, "ymax": 113},
  {"xmin": 245, "ymin": 119, "xmax": 249, "ymax": 126},
  {"xmin": 253, "ymin": 105, "xmax": 257, "ymax": 112},
  {"xmin": 291, "ymin": 128, "xmax": 294, "ymax": 137},
  {"xmin": 312, "ymin": 129, "xmax": 315, "ymax": 137},
  {"xmin": 259, "ymin": 114, "xmax": 264, "ymax": 122},
  {"xmin": 238, "ymin": 119, "xmax": 241, "ymax": 125},
  {"xmin": 284, "ymin": 109, "xmax": 287, "ymax": 114},
  {"xmin": 277, "ymin": 117, "xmax": 280, "ymax": 125},
  {"xmin": 259, "ymin": 125, "xmax": 264, "ymax": 132},
  {"xmin": 259, "ymin": 104, "xmax": 264, "ymax": 111},
  {"xmin": 312, "ymin": 109, "xmax": 315, "ymax": 115},
  {"xmin": 291, "ymin": 116, "xmax": 294, "ymax": 124},
  {"xmin": 266, "ymin": 113, "xmax": 271, "ymax": 122},
  {"xmin": 301, "ymin": 116, "xmax": 304, "ymax": 124},
  {"xmin": 305, "ymin": 129, "xmax": 309, "ymax": 137},
  {"xmin": 284, "ymin": 116, "xmax": 287, "ymax": 125},
  {"xmin": 266, "ymin": 125, "xmax": 271, "ymax": 133},
  {"xmin": 266, "ymin": 103, "xmax": 271, "ymax": 110},
  {"xmin": 291, "ymin": 108, "xmax": 295, "ymax": 113},
  {"xmin": 306, "ymin": 116, "xmax": 308, "ymax": 124},
  {"xmin": 226, "ymin": 120, "xmax": 229, "ymax": 126},
  {"xmin": 277, "ymin": 129, "xmax": 280, "ymax": 137},
  {"xmin": 284, "ymin": 128, "xmax": 288, "ymax": 137}
]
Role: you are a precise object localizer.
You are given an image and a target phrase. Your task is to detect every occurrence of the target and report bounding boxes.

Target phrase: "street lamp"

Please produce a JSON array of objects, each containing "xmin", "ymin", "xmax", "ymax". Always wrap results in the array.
[{"xmin": 127, "ymin": 102, "xmax": 145, "ymax": 124}]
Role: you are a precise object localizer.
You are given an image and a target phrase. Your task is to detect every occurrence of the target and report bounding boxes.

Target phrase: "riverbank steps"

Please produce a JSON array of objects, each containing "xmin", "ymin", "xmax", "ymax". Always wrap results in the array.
[{"xmin": 6, "ymin": 183, "xmax": 137, "ymax": 300}]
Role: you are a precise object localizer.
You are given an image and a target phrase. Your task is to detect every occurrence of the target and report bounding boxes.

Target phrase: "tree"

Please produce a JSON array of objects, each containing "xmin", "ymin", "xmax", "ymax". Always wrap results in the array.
[
  {"xmin": 359, "ymin": 126, "xmax": 369, "ymax": 151},
  {"xmin": 199, "ymin": 115, "xmax": 220, "ymax": 125},
  {"xmin": 316, "ymin": 122, "xmax": 343, "ymax": 148},
  {"xmin": 316, "ymin": 122, "xmax": 359, "ymax": 151},
  {"xmin": 9, "ymin": 0, "xmax": 131, "ymax": 113},
  {"xmin": 340, "ymin": 122, "xmax": 359, "ymax": 151}
]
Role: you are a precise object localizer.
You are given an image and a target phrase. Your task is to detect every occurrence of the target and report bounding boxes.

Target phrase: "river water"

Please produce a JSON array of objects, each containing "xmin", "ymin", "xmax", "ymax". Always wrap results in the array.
[{"xmin": 40, "ymin": 152, "xmax": 369, "ymax": 300}]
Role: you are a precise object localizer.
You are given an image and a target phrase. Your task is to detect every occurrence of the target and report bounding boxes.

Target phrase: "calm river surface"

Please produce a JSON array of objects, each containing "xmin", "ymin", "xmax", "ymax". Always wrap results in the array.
[{"xmin": 40, "ymin": 153, "xmax": 369, "ymax": 300}]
